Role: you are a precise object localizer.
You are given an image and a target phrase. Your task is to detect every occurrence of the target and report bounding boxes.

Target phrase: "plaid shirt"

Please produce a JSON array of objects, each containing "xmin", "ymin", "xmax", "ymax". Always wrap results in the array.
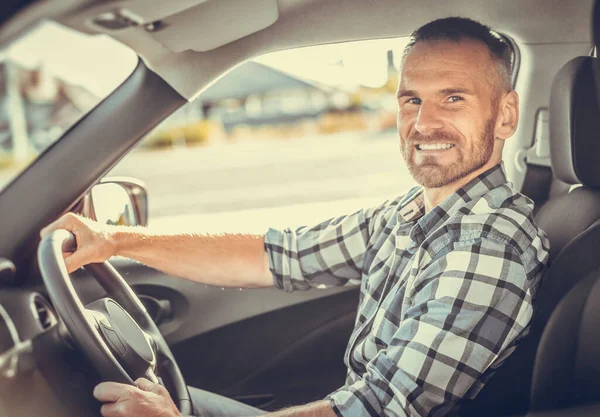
[{"xmin": 264, "ymin": 163, "xmax": 550, "ymax": 417}]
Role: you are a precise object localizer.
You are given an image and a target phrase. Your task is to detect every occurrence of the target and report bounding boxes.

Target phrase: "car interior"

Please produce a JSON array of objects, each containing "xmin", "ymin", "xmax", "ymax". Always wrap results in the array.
[{"xmin": 0, "ymin": 0, "xmax": 599, "ymax": 416}]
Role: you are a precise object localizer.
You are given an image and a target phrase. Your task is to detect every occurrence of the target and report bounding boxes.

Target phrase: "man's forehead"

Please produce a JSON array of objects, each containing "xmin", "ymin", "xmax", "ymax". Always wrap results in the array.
[
  {"xmin": 399, "ymin": 67, "xmax": 479, "ymax": 92},
  {"xmin": 400, "ymin": 39, "xmax": 493, "ymax": 91},
  {"xmin": 403, "ymin": 39, "xmax": 493, "ymax": 65}
]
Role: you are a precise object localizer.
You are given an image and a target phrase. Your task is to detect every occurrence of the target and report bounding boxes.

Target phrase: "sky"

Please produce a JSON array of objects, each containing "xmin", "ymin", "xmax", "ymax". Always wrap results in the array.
[
  {"xmin": 0, "ymin": 21, "xmax": 409, "ymax": 97},
  {"xmin": 256, "ymin": 38, "xmax": 409, "ymax": 89}
]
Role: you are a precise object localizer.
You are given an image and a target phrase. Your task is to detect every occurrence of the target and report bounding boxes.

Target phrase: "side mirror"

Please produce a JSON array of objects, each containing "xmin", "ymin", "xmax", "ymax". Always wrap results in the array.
[{"xmin": 82, "ymin": 177, "xmax": 149, "ymax": 227}]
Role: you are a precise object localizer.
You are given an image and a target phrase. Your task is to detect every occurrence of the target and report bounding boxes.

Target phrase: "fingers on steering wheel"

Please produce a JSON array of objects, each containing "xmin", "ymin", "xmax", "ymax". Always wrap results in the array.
[
  {"xmin": 135, "ymin": 378, "xmax": 162, "ymax": 394},
  {"xmin": 93, "ymin": 381, "xmax": 131, "ymax": 403},
  {"xmin": 100, "ymin": 402, "xmax": 126, "ymax": 417}
]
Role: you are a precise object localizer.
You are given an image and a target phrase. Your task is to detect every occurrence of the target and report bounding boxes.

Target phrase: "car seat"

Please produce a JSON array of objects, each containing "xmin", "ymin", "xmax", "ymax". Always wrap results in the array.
[{"xmin": 459, "ymin": 55, "xmax": 600, "ymax": 417}]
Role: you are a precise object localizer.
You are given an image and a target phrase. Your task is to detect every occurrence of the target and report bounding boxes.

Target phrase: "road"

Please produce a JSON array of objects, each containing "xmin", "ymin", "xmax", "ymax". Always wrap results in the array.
[
  {"xmin": 0, "ymin": 130, "xmax": 417, "ymax": 233},
  {"xmin": 106, "ymin": 130, "xmax": 416, "ymax": 222}
]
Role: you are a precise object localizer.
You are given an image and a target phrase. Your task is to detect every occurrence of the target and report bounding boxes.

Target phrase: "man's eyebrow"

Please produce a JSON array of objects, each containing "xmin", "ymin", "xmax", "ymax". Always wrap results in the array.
[
  {"xmin": 396, "ymin": 89, "xmax": 417, "ymax": 99},
  {"xmin": 439, "ymin": 88, "xmax": 475, "ymax": 96},
  {"xmin": 396, "ymin": 88, "xmax": 476, "ymax": 99}
]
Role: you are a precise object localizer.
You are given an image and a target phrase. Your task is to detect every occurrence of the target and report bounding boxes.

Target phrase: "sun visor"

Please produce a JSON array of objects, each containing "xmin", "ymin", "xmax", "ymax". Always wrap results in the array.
[
  {"xmin": 104, "ymin": 0, "xmax": 280, "ymax": 53},
  {"xmin": 112, "ymin": 0, "xmax": 213, "ymax": 25}
]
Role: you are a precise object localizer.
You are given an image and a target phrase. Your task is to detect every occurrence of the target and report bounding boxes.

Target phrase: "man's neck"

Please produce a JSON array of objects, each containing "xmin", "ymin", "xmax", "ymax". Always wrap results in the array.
[{"xmin": 422, "ymin": 161, "xmax": 500, "ymax": 213}]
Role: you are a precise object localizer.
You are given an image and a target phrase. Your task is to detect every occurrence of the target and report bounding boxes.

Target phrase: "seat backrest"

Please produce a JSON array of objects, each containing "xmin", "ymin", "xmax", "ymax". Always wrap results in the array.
[
  {"xmin": 529, "ymin": 5, "xmax": 600, "ymax": 406},
  {"xmin": 529, "ymin": 252, "xmax": 600, "ymax": 411},
  {"xmin": 535, "ymin": 186, "xmax": 600, "ymax": 260},
  {"xmin": 459, "ymin": 55, "xmax": 600, "ymax": 417},
  {"xmin": 536, "ymin": 54, "xmax": 600, "ymax": 260}
]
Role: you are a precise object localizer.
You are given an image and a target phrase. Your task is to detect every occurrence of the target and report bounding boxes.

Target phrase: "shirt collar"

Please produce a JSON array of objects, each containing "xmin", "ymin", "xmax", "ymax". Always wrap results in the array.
[{"xmin": 398, "ymin": 162, "xmax": 509, "ymax": 241}]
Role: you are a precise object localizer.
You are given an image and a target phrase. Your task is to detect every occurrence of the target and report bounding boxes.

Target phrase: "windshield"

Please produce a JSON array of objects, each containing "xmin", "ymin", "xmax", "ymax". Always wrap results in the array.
[{"xmin": 0, "ymin": 20, "xmax": 137, "ymax": 193}]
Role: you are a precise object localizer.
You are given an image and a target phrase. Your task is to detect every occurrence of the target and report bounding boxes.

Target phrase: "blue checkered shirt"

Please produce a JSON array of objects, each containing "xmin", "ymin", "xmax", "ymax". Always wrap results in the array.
[{"xmin": 264, "ymin": 163, "xmax": 550, "ymax": 417}]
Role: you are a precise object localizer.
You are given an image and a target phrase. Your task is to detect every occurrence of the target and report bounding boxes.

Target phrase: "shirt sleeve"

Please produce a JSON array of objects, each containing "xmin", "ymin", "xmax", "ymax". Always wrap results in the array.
[
  {"xmin": 264, "ymin": 197, "xmax": 401, "ymax": 292},
  {"xmin": 328, "ymin": 237, "xmax": 534, "ymax": 417}
]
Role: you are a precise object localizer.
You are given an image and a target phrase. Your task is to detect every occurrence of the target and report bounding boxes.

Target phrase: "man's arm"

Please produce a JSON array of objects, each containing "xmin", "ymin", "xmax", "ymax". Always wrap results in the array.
[
  {"xmin": 113, "ymin": 227, "xmax": 272, "ymax": 288},
  {"xmin": 41, "ymin": 195, "xmax": 400, "ymax": 291},
  {"xmin": 264, "ymin": 195, "xmax": 403, "ymax": 292},
  {"xmin": 40, "ymin": 213, "xmax": 273, "ymax": 288}
]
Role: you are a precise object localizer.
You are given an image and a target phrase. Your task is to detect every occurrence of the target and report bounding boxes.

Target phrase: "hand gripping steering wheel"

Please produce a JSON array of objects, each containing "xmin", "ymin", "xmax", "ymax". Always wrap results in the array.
[{"xmin": 37, "ymin": 229, "xmax": 193, "ymax": 415}]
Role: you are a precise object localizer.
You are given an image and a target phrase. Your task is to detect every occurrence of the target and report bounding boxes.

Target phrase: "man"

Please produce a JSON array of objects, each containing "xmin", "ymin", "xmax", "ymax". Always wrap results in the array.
[{"xmin": 41, "ymin": 17, "xmax": 549, "ymax": 417}]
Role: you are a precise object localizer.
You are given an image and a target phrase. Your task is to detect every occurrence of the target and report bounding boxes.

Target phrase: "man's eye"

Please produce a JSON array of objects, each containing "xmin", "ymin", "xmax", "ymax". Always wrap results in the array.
[
  {"xmin": 447, "ymin": 96, "xmax": 463, "ymax": 103},
  {"xmin": 407, "ymin": 98, "xmax": 421, "ymax": 105}
]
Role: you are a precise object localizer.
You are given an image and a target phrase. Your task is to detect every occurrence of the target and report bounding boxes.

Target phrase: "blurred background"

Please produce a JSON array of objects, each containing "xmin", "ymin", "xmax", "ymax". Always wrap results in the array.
[{"xmin": 0, "ymin": 21, "xmax": 417, "ymax": 232}]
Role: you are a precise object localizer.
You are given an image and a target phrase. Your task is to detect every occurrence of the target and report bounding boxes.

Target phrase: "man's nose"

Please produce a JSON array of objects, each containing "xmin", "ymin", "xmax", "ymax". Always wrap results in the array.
[{"xmin": 414, "ymin": 103, "xmax": 443, "ymax": 135}]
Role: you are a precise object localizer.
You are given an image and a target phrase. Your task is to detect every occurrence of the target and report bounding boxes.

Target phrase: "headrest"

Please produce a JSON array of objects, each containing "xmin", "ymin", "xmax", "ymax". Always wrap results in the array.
[{"xmin": 550, "ymin": 56, "xmax": 600, "ymax": 188}]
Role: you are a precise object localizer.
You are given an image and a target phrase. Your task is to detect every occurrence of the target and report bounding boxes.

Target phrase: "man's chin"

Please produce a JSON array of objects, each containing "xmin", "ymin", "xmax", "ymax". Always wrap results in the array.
[{"xmin": 409, "ymin": 164, "xmax": 464, "ymax": 189}]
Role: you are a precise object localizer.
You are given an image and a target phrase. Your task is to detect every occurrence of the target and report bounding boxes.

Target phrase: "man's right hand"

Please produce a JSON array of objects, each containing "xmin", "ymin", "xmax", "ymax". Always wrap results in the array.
[{"xmin": 40, "ymin": 213, "xmax": 117, "ymax": 274}]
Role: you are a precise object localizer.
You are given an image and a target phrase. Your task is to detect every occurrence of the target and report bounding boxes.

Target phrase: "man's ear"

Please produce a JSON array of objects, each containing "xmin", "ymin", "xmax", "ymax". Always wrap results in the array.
[{"xmin": 495, "ymin": 90, "xmax": 519, "ymax": 140}]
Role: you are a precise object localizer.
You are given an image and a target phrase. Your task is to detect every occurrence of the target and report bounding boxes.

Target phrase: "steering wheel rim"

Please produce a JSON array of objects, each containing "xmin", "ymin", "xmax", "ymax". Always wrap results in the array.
[{"xmin": 37, "ymin": 229, "xmax": 192, "ymax": 415}]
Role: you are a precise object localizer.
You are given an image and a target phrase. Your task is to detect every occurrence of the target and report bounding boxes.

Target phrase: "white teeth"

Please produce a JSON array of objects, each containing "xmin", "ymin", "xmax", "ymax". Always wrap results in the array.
[{"xmin": 416, "ymin": 143, "xmax": 454, "ymax": 150}]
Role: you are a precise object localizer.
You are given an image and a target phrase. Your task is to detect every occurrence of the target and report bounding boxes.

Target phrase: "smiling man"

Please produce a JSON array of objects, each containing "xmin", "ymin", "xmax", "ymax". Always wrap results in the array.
[{"xmin": 42, "ymin": 17, "xmax": 549, "ymax": 417}]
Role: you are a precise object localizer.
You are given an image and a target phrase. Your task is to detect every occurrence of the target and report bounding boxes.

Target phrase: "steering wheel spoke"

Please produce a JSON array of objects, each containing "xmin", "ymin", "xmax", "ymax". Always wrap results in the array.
[{"xmin": 144, "ymin": 367, "xmax": 159, "ymax": 384}]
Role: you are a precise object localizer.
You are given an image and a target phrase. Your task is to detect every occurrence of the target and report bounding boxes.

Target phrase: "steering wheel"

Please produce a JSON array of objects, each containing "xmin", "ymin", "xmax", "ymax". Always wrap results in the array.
[{"xmin": 37, "ymin": 229, "xmax": 193, "ymax": 415}]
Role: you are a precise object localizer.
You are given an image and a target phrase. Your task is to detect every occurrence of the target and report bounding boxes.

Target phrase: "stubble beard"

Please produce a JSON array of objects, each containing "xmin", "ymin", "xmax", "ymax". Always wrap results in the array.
[{"xmin": 400, "ymin": 118, "xmax": 496, "ymax": 188}]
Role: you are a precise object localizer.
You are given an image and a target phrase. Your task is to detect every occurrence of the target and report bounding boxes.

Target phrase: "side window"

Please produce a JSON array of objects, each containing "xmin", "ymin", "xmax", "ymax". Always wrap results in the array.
[
  {"xmin": 0, "ymin": 21, "xmax": 137, "ymax": 194},
  {"xmin": 107, "ymin": 38, "xmax": 416, "ymax": 233}
]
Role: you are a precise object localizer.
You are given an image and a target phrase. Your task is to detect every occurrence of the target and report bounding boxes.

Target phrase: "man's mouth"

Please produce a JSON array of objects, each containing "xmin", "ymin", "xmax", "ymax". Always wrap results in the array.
[{"xmin": 415, "ymin": 143, "xmax": 455, "ymax": 151}]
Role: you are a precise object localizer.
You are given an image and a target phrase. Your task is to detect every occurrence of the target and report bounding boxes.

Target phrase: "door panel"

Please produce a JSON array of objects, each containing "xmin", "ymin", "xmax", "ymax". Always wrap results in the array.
[
  {"xmin": 70, "ymin": 257, "xmax": 359, "ymax": 409},
  {"xmin": 172, "ymin": 290, "xmax": 357, "ymax": 410}
]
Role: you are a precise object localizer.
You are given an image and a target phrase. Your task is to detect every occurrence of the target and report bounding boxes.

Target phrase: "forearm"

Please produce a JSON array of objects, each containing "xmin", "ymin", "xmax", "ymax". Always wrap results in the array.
[
  {"xmin": 111, "ymin": 227, "xmax": 273, "ymax": 288},
  {"xmin": 263, "ymin": 400, "xmax": 337, "ymax": 417}
]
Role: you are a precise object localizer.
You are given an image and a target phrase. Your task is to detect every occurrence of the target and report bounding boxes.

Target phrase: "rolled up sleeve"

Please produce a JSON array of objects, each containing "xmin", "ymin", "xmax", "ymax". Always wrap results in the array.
[
  {"xmin": 328, "ymin": 237, "xmax": 533, "ymax": 417},
  {"xmin": 264, "ymin": 198, "xmax": 399, "ymax": 292}
]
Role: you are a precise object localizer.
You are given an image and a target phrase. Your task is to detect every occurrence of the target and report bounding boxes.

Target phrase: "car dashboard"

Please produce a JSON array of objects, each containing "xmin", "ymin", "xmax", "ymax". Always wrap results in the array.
[{"xmin": 0, "ymin": 286, "xmax": 102, "ymax": 417}]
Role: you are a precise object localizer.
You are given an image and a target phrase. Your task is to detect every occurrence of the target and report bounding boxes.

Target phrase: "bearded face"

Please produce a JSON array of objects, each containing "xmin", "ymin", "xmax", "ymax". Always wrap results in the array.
[
  {"xmin": 396, "ymin": 40, "xmax": 505, "ymax": 189},
  {"xmin": 400, "ymin": 116, "xmax": 496, "ymax": 188}
]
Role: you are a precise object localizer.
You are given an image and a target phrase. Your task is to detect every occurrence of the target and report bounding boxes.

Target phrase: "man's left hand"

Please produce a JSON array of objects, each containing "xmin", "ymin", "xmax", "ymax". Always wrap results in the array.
[{"xmin": 93, "ymin": 377, "xmax": 182, "ymax": 417}]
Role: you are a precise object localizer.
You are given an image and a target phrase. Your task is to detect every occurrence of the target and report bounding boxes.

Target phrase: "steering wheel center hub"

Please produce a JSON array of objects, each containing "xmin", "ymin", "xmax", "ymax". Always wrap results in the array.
[{"xmin": 88, "ymin": 298, "xmax": 155, "ymax": 376}]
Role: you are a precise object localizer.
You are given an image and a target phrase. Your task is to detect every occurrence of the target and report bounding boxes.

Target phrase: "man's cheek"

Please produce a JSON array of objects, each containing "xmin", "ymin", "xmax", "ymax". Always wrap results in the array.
[
  {"xmin": 399, "ymin": 132, "xmax": 412, "ymax": 155},
  {"xmin": 396, "ymin": 109, "xmax": 413, "ymax": 132},
  {"xmin": 399, "ymin": 139, "xmax": 410, "ymax": 159}
]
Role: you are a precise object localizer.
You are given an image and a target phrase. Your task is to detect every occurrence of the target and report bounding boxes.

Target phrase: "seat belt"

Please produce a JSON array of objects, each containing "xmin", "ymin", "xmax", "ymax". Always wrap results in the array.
[{"xmin": 516, "ymin": 109, "xmax": 553, "ymax": 214}]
